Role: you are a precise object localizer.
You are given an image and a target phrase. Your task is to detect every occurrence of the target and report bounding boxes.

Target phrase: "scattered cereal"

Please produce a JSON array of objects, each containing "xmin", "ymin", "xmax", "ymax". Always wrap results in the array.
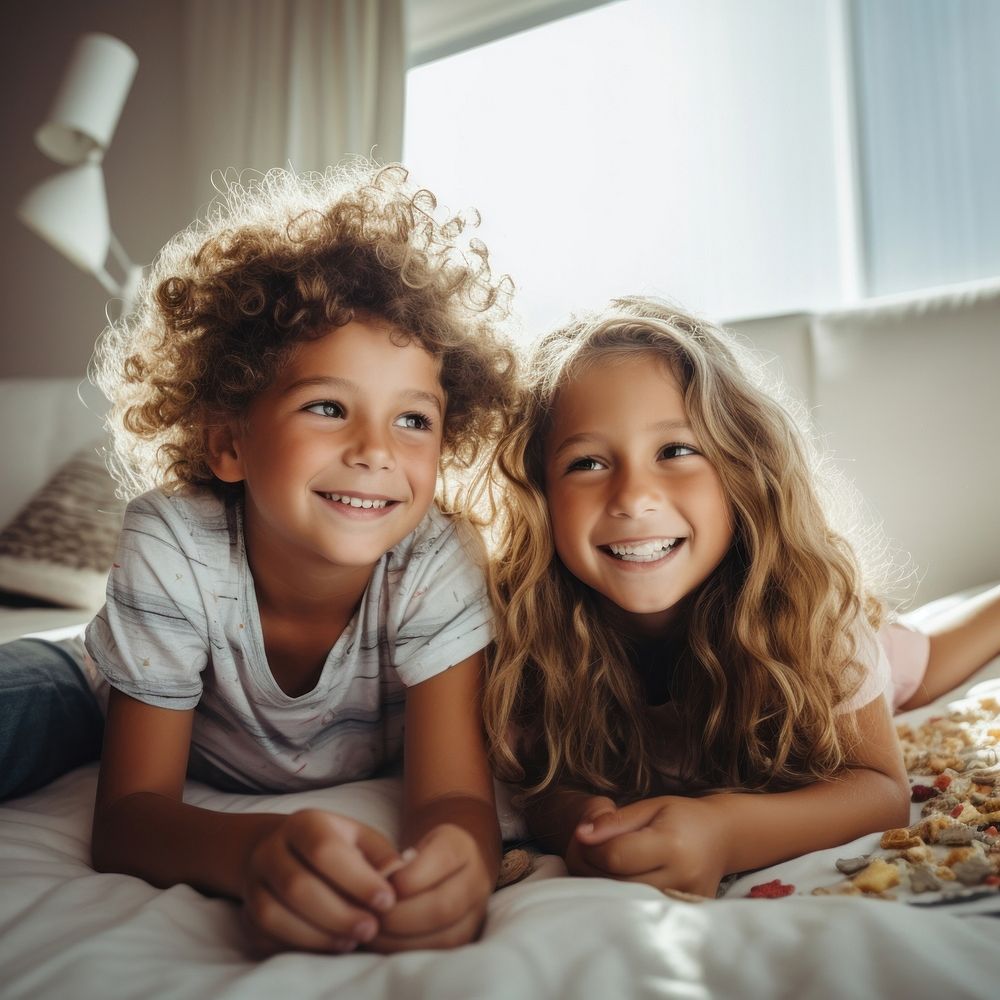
[
  {"xmin": 748, "ymin": 879, "xmax": 795, "ymax": 899},
  {"xmin": 908, "ymin": 865, "xmax": 943, "ymax": 893},
  {"xmin": 835, "ymin": 855, "xmax": 871, "ymax": 876},
  {"xmin": 851, "ymin": 859, "xmax": 901, "ymax": 894}
]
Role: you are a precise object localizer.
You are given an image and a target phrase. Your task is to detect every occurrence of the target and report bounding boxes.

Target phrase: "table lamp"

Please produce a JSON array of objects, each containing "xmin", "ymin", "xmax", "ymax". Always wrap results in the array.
[{"xmin": 17, "ymin": 33, "xmax": 142, "ymax": 308}]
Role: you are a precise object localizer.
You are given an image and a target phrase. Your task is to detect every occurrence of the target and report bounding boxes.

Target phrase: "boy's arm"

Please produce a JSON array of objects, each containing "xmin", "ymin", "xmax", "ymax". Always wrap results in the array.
[
  {"xmin": 400, "ymin": 649, "xmax": 500, "ymax": 873},
  {"xmin": 93, "ymin": 688, "xmax": 401, "ymax": 954},
  {"xmin": 91, "ymin": 687, "xmax": 283, "ymax": 896},
  {"xmin": 373, "ymin": 649, "xmax": 500, "ymax": 951},
  {"xmin": 571, "ymin": 695, "xmax": 912, "ymax": 895}
]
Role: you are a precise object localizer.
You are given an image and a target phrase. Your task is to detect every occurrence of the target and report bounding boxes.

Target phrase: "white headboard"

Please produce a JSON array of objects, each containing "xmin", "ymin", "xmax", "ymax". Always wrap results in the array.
[{"xmin": 726, "ymin": 277, "xmax": 1000, "ymax": 604}]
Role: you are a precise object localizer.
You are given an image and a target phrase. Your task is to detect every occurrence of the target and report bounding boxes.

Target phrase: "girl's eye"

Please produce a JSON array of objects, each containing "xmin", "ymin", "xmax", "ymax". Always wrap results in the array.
[
  {"xmin": 305, "ymin": 401, "xmax": 345, "ymax": 418},
  {"xmin": 566, "ymin": 456, "xmax": 604, "ymax": 472},
  {"xmin": 660, "ymin": 443, "xmax": 698, "ymax": 460},
  {"xmin": 394, "ymin": 412, "xmax": 433, "ymax": 431}
]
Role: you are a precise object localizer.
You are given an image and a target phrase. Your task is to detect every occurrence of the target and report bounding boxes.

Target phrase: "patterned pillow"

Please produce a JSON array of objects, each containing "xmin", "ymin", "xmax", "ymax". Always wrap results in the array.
[{"xmin": 0, "ymin": 443, "xmax": 125, "ymax": 609}]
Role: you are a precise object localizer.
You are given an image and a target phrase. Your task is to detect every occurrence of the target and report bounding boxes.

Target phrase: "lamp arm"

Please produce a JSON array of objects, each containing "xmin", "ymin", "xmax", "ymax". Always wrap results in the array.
[
  {"xmin": 108, "ymin": 232, "xmax": 134, "ymax": 273},
  {"xmin": 91, "ymin": 266, "xmax": 122, "ymax": 296}
]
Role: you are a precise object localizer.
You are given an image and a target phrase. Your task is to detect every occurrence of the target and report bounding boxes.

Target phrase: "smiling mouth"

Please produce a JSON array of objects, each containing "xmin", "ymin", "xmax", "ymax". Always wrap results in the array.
[
  {"xmin": 318, "ymin": 491, "xmax": 397, "ymax": 510},
  {"xmin": 601, "ymin": 538, "xmax": 683, "ymax": 562}
]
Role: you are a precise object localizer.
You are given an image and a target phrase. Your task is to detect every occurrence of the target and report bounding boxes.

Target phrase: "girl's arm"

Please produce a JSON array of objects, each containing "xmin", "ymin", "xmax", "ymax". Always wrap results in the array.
[
  {"xmin": 523, "ymin": 787, "xmax": 618, "ymax": 855},
  {"xmin": 898, "ymin": 581, "xmax": 1000, "ymax": 710},
  {"xmin": 373, "ymin": 649, "xmax": 501, "ymax": 952},
  {"xmin": 93, "ymin": 688, "xmax": 401, "ymax": 953},
  {"xmin": 571, "ymin": 694, "xmax": 911, "ymax": 896}
]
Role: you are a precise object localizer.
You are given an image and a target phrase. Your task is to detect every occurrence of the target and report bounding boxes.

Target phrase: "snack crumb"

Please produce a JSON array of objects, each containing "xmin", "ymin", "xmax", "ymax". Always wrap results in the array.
[
  {"xmin": 748, "ymin": 879, "xmax": 795, "ymax": 899},
  {"xmin": 910, "ymin": 784, "xmax": 939, "ymax": 803}
]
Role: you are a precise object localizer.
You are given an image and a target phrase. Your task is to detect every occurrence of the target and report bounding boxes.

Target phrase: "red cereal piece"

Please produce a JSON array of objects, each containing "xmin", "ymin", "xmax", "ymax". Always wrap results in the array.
[
  {"xmin": 985, "ymin": 876, "xmax": 1000, "ymax": 887},
  {"xmin": 950, "ymin": 804, "xmax": 965, "ymax": 818},
  {"xmin": 747, "ymin": 879, "xmax": 795, "ymax": 899},
  {"xmin": 986, "ymin": 826, "xmax": 999, "ymax": 837},
  {"xmin": 910, "ymin": 784, "xmax": 939, "ymax": 802},
  {"xmin": 933, "ymin": 774, "xmax": 952, "ymax": 791}
]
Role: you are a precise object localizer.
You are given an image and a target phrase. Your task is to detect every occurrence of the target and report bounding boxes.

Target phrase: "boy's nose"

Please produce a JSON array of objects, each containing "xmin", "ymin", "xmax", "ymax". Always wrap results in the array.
[{"xmin": 344, "ymin": 422, "xmax": 395, "ymax": 470}]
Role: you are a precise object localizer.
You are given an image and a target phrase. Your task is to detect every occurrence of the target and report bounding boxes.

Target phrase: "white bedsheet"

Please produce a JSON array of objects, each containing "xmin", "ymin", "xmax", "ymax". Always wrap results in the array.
[{"xmin": 1, "ymin": 669, "xmax": 998, "ymax": 998}]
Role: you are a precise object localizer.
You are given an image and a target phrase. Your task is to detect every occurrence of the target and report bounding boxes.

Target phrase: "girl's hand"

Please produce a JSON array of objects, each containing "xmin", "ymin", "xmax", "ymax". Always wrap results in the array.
[
  {"xmin": 570, "ymin": 795, "xmax": 728, "ymax": 898},
  {"xmin": 241, "ymin": 809, "xmax": 401, "ymax": 956},
  {"xmin": 563, "ymin": 794, "xmax": 618, "ymax": 875},
  {"xmin": 370, "ymin": 822, "xmax": 493, "ymax": 953}
]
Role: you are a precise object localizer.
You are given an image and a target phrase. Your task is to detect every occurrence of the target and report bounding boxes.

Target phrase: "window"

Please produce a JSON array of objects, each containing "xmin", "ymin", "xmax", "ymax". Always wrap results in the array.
[
  {"xmin": 404, "ymin": 0, "xmax": 1000, "ymax": 340},
  {"xmin": 405, "ymin": 0, "xmax": 853, "ymax": 339}
]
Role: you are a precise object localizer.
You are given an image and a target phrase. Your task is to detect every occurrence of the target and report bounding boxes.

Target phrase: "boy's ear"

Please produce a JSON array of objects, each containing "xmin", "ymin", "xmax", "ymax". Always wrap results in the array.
[{"xmin": 205, "ymin": 422, "xmax": 246, "ymax": 483}]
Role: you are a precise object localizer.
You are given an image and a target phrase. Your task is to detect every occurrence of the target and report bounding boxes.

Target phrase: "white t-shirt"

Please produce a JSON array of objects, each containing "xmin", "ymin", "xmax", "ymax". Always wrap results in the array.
[{"xmin": 84, "ymin": 489, "xmax": 493, "ymax": 793}]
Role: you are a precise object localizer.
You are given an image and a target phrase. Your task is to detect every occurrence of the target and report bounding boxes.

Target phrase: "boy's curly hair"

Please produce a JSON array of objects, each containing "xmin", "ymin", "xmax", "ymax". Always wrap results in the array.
[{"xmin": 91, "ymin": 161, "xmax": 518, "ymax": 501}]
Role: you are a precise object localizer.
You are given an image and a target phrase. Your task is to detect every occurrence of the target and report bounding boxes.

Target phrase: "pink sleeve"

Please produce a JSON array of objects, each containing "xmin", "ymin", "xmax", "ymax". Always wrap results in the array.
[
  {"xmin": 877, "ymin": 621, "xmax": 931, "ymax": 711},
  {"xmin": 835, "ymin": 614, "xmax": 892, "ymax": 714}
]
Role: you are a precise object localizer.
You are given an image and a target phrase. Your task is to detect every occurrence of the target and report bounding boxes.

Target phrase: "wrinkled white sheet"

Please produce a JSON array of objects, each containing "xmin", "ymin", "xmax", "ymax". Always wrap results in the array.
[{"xmin": 1, "ymin": 666, "xmax": 998, "ymax": 998}]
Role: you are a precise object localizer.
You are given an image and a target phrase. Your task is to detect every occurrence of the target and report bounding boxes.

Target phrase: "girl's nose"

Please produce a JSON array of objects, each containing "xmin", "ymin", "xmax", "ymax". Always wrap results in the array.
[
  {"xmin": 608, "ymin": 465, "xmax": 660, "ymax": 518},
  {"xmin": 343, "ymin": 421, "xmax": 395, "ymax": 471}
]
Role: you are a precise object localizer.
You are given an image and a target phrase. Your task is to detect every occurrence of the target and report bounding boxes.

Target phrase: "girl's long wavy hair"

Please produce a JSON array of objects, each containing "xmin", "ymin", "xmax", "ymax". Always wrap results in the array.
[
  {"xmin": 482, "ymin": 296, "xmax": 885, "ymax": 801},
  {"xmin": 91, "ymin": 161, "xmax": 517, "ymax": 503}
]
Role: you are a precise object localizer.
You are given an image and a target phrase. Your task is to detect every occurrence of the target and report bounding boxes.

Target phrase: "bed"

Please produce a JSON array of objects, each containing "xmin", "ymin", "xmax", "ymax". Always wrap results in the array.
[
  {"xmin": 1, "ymin": 592, "xmax": 998, "ymax": 999},
  {"xmin": 2, "ymin": 279, "xmax": 999, "ymax": 997}
]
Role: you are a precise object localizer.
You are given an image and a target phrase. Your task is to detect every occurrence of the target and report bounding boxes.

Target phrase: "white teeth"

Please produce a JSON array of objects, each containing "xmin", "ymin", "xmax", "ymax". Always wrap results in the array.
[
  {"xmin": 323, "ymin": 492, "xmax": 388, "ymax": 509},
  {"xmin": 607, "ymin": 539, "xmax": 679, "ymax": 561}
]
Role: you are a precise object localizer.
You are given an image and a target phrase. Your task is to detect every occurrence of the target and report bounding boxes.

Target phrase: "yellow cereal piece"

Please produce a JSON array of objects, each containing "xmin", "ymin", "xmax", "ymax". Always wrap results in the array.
[
  {"xmin": 952, "ymin": 802, "xmax": 983, "ymax": 824},
  {"xmin": 911, "ymin": 815, "xmax": 957, "ymax": 843},
  {"xmin": 812, "ymin": 881, "xmax": 862, "ymax": 897},
  {"xmin": 880, "ymin": 828, "xmax": 922, "ymax": 850},
  {"xmin": 900, "ymin": 844, "xmax": 934, "ymax": 865},
  {"xmin": 945, "ymin": 847, "xmax": 975, "ymax": 866},
  {"xmin": 851, "ymin": 859, "xmax": 900, "ymax": 893}
]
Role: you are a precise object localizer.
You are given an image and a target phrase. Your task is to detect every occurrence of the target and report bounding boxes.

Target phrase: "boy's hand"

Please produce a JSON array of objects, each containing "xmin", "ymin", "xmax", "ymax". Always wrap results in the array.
[
  {"xmin": 569, "ymin": 795, "xmax": 727, "ymax": 898},
  {"xmin": 241, "ymin": 809, "xmax": 400, "ymax": 955},
  {"xmin": 369, "ymin": 822, "xmax": 493, "ymax": 953}
]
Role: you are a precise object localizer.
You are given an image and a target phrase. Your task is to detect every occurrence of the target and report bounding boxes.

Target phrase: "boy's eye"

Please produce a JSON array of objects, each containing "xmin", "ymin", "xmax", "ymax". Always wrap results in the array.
[
  {"xmin": 305, "ymin": 401, "xmax": 345, "ymax": 418},
  {"xmin": 566, "ymin": 456, "xmax": 604, "ymax": 472},
  {"xmin": 660, "ymin": 443, "xmax": 698, "ymax": 460},
  {"xmin": 394, "ymin": 412, "xmax": 433, "ymax": 431}
]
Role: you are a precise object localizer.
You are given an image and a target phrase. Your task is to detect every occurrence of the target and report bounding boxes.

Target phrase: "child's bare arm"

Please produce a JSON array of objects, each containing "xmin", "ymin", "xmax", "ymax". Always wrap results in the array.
[
  {"xmin": 92, "ymin": 688, "xmax": 400, "ymax": 953},
  {"xmin": 372, "ymin": 650, "xmax": 500, "ymax": 952},
  {"xmin": 522, "ymin": 787, "xmax": 617, "ymax": 855},
  {"xmin": 897, "ymin": 582, "xmax": 1000, "ymax": 710},
  {"xmin": 572, "ymin": 695, "xmax": 911, "ymax": 896}
]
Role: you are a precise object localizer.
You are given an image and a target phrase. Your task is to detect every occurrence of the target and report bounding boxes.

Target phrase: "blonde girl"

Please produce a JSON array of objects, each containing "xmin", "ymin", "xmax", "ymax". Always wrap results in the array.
[{"xmin": 483, "ymin": 295, "xmax": 1000, "ymax": 898}]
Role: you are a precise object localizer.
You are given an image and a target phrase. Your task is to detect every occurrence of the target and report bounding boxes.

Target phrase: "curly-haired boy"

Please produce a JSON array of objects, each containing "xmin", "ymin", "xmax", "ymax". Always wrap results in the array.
[{"xmin": 0, "ymin": 162, "xmax": 518, "ymax": 955}]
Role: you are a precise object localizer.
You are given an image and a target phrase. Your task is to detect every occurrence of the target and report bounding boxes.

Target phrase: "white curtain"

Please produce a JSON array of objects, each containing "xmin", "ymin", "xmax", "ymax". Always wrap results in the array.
[
  {"xmin": 182, "ymin": 0, "xmax": 405, "ymax": 207},
  {"xmin": 851, "ymin": 0, "xmax": 1000, "ymax": 296}
]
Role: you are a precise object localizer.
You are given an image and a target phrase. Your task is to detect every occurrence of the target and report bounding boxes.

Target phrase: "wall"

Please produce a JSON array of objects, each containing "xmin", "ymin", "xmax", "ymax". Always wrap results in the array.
[{"xmin": 0, "ymin": 2, "xmax": 189, "ymax": 377}]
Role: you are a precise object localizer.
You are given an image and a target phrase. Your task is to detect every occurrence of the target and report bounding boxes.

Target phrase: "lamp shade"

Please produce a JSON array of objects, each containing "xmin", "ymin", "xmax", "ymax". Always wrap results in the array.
[
  {"xmin": 35, "ymin": 33, "xmax": 138, "ymax": 165},
  {"xmin": 17, "ymin": 163, "xmax": 111, "ymax": 274}
]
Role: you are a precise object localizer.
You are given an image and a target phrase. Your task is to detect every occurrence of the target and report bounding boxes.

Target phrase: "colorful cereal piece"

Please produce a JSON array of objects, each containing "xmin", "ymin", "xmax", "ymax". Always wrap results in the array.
[
  {"xmin": 747, "ymin": 879, "xmax": 795, "ymax": 899},
  {"xmin": 835, "ymin": 855, "xmax": 871, "ymax": 876}
]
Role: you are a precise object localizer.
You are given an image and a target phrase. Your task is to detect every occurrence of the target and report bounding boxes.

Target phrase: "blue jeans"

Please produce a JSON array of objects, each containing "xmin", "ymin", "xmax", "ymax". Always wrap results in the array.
[{"xmin": 0, "ymin": 638, "xmax": 104, "ymax": 801}]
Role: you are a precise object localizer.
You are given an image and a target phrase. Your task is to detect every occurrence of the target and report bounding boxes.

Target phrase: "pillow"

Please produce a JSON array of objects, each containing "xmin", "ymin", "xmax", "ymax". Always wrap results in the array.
[{"xmin": 0, "ymin": 443, "xmax": 125, "ymax": 609}]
